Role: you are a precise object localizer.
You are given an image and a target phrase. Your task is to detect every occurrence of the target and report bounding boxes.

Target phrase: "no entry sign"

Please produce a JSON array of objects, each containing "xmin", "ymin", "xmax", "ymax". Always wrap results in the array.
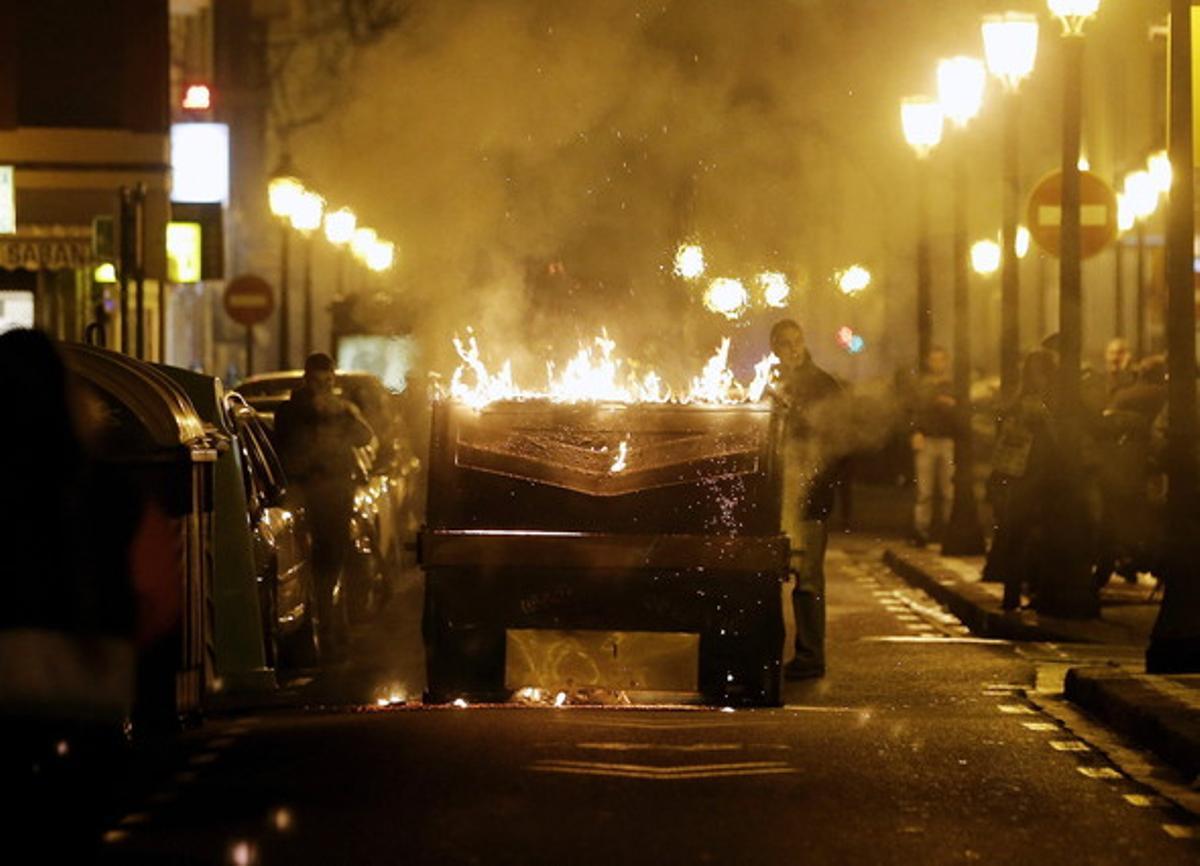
[
  {"xmin": 1027, "ymin": 170, "xmax": 1118, "ymax": 260},
  {"xmin": 223, "ymin": 274, "xmax": 275, "ymax": 326}
]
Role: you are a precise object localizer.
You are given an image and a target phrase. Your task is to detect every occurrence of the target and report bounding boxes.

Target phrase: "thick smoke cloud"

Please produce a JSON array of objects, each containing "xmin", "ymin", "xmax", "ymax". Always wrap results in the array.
[{"xmin": 293, "ymin": 0, "xmax": 926, "ymax": 384}]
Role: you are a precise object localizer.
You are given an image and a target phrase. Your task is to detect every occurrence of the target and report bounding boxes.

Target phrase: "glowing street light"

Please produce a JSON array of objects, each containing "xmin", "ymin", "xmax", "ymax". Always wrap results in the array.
[
  {"xmin": 1148, "ymin": 150, "xmax": 1173, "ymax": 196},
  {"xmin": 267, "ymin": 175, "xmax": 304, "ymax": 220},
  {"xmin": 268, "ymin": 172, "xmax": 306, "ymax": 368},
  {"xmin": 837, "ymin": 265, "xmax": 871, "ymax": 296},
  {"xmin": 983, "ymin": 13, "xmax": 1039, "ymax": 398},
  {"xmin": 971, "ymin": 239, "xmax": 1002, "ymax": 276},
  {"xmin": 366, "ymin": 240, "xmax": 395, "ymax": 273},
  {"xmin": 1124, "ymin": 170, "xmax": 1158, "ymax": 221},
  {"xmin": 324, "ymin": 207, "xmax": 357, "ymax": 246},
  {"xmin": 1047, "ymin": 0, "xmax": 1101, "ymax": 36},
  {"xmin": 937, "ymin": 54, "xmax": 988, "ymax": 556},
  {"xmin": 350, "ymin": 227, "xmax": 378, "ymax": 263},
  {"xmin": 1116, "ymin": 193, "xmax": 1135, "ymax": 234},
  {"xmin": 1041, "ymin": 0, "xmax": 1104, "ymax": 616},
  {"xmin": 289, "ymin": 189, "xmax": 324, "ymax": 233},
  {"xmin": 937, "ymin": 57, "xmax": 986, "ymax": 129},
  {"xmin": 673, "ymin": 243, "xmax": 706, "ymax": 280},
  {"xmin": 1016, "ymin": 225, "xmax": 1031, "ymax": 259},
  {"xmin": 902, "ymin": 95, "xmax": 943, "ymax": 367},
  {"xmin": 981, "ymin": 13, "xmax": 1039, "ymax": 91},
  {"xmin": 901, "ymin": 97, "xmax": 944, "ymax": 158}
]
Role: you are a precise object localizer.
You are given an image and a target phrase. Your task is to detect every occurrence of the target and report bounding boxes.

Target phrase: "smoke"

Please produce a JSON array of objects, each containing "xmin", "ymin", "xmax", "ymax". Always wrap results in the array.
[{"xmin": 291, "ymin": 0, "xmax": 938, "ymax": 384}]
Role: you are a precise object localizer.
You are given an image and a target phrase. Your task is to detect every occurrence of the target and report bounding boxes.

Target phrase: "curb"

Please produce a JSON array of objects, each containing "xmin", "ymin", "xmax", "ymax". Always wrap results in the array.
[
  {"xmin": 1064, "ymin": 667, "xmax": 1200, "ymax": 782},
  {"xmin": 881, "ymin": 548, "xmax": 1100, "ymax": 644}
]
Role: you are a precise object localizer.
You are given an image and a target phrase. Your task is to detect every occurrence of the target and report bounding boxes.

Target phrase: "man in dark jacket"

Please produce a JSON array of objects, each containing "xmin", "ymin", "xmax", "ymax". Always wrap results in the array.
[
  {"xmin": 769, "ymin": 319, "xmax": 843, "ymax": 680},
  {"xmin": 273, "ymin": 353, "xmax": 375, "ymax": 657}
]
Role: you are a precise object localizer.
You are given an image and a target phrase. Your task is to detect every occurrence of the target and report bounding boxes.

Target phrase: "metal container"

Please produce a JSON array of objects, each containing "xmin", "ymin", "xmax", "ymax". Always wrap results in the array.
[{"xmin": 419, "ymin": 399, "xmax": 788, "ymax": 706}]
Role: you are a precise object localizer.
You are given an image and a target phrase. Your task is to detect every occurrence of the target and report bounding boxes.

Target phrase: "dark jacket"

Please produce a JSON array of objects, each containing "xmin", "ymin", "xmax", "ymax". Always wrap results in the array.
[
  {"xmin": 912, "ymin": 374, "xmax": 958, "ymax": 438},
  {"xmin": 774, "ymin": 354, "xmax": 844, "ymax": 520},
  {"xmin": 274, "ymin": 386, "xmax": 374, "ymax": 487}
]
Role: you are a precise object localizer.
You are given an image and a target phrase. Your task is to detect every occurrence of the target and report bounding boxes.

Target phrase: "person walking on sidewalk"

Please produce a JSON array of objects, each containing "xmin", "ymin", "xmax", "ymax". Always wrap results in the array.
[
  {"xmin": 910, "ymin": 346, "xmax": 957, "ymax": 547},
  {"xmin": 274, "ymin": 353, "xmax": 375, "ymax": 659},
  {"xmin": 768, "ymin": 319, "xmax": 843, "ymax": 680}
]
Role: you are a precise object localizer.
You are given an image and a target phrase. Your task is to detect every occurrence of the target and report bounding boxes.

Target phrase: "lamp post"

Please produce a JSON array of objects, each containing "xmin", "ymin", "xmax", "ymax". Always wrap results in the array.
[
  {"xmin": 1147, "ymin": 0, "xmax": 1200, "ymax": 673},
  {"xmin": 982, "ymin": 12, "xmax": 1039, "ymax": 399},
  {"xmin": 1043, "ymin": 0, "xmax": 1101, "ymax": 617},
  {"xmin": 289, "ymin": 189, "xmax": 325, "ymax": 359},
  {"xmin": 1113, "ymin": 192, "xmax": 1134, "ymax": 339},
  {"xmin": 1123, "ymin": 169, "xmax": 1158, "ymax": 355},
  {"xmin": 937, "ymin": 55, "xmax": 987, "ymax": 557},
  {"xmin": 901, "ymin": 96, "xmax": 945, "ymax": 371},
  {"xmin": 268, "ymin": 173, "xmax": 304, "ymax": 369},
  {"xmin": 324, "ymin": 207, "xmax": 357, "ymax": 356}
]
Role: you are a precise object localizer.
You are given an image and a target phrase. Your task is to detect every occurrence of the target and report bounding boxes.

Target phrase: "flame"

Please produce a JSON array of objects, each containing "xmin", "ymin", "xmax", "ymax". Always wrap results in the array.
[
  {"xmin": 610, "ymin": 439, "xmax": 629, "ymax": 473},
  {"xmin": 445, "ymin": 331, "xmax": 775, "ymax": 408}
]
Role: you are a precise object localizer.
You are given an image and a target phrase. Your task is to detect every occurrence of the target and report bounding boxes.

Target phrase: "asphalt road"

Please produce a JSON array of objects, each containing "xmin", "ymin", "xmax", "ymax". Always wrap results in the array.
[{"xmin": 96, "ymin": 538, "xmax": 1200, "ymax": 864}]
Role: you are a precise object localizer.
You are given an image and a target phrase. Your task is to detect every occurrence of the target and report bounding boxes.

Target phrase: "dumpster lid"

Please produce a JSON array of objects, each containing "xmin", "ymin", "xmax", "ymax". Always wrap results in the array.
[{"xmin": 60, "ymin": 343, "xmax": 209, "ymax": 456}]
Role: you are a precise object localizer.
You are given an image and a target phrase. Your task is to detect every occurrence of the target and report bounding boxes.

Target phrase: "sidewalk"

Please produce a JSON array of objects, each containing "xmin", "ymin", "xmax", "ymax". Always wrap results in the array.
[{"xmin": 882, "ymin": 543, "xmax": 1200, "ymax": 783}]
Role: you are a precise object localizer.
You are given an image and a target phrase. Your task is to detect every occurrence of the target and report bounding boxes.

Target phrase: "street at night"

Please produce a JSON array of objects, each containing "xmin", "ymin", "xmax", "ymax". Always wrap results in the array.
[
  {"xmin": 92, "ymin": 543, "xmax": 1200, "ymax": 864},
  {"xmin": 5, "ymin": 2, "xmax": 1200, "ymax": 863}
]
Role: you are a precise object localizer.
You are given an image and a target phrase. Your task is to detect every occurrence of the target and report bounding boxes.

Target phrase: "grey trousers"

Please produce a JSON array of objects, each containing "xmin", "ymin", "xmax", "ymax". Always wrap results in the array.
[{"xmin": 791, "ymin": 519, "xmax": 828, "ymax": 667}]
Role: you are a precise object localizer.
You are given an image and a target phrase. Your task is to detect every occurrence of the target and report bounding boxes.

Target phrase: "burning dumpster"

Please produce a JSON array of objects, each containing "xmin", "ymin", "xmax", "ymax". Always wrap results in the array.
[{"xmin": 419, "ymin": 388, "xmax": 789, "ymax": 706}]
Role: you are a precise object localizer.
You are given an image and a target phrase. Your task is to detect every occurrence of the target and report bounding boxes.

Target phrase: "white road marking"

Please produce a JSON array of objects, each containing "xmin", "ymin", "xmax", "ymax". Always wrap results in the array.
[
  {"xmin": 119, "ymin": 812, "xmax": 151, "ymax": 825},
  {"xmin": 1124, "ymin": 794, "xmax": 1167, "ymax": 808},
  {"xmin": 860, "ymin": 635, "xmax": 1010, "ymax": 645},
  {"xmin": 189, "ymin": 752, "xmax": 219, "ymax": 765},
  {"xmin": 1162, "ymin": 824, "xmax": 1198, "ymax": 839},
  {"xmin": 206, "ymin": 737, "xmax": 237, "ymax": 749},
  {"xmin": 998, "ymin": 704, "xmax": 1036, "ymax": 715},
  {"xmin": 1050, "ymin": 740, "xmax": 1091, "ymax": 752},
  {"xmin": 102, "ymin": 830, "xmax": 129, "ymax": 844},
  {"xmin": 530, "ymin": 759, "xmax": 796, "ymax": 780},
  {"xmin": 173, "ymin": 770, "xmax": 198, "ymax": 783},
  {"xmin": 575, "ymin": 742, "xmax": 759, "ymax": 752},
  {"xmin": 1022, "ymin": 722, "xmax": 1059, "ymax": 732},
  {"xmin": 1077, "ymin": 766, "xmax": 1121, "ymax": 779}
]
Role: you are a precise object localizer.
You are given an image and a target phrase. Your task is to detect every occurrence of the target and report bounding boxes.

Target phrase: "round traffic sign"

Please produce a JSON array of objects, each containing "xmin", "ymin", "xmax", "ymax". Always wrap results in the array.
[
  {"xmin": 1026, "ymin": 170, "xmax": 1118, "ymax": 260},
  {"xmin": 223, "ymin": 274, "xmax": 275, "ymax": 327}
]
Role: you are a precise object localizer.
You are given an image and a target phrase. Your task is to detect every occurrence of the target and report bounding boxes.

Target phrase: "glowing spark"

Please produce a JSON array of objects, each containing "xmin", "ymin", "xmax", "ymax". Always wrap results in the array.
[
  {"xmin": 554, "ymin": 691, "xmax": 568, "ymax": 707},
  {"xmin": 452, "ymin": 698, "xmax": 469, "ymax": 708},
  {"xmin": 837, "ymin": 266, "xmax": 871, "ymax": 295},
  {"xmin": 610, "ymin": 439, "xmax": 629, "ymax": 473},
  {"xmin": 703, "ymin": 277, "xmax": 749, "ymax": 319},
  {"xmin": 758, "ymin": 272, "xmax": 790, "ymax": 308},
  {"xmin": 673, "ymin": 243, "xmax": 706, "ymax": 279}
]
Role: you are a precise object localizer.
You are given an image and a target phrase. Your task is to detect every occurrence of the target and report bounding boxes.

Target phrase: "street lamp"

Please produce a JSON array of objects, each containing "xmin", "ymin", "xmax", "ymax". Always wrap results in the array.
[
  {"xmin": 982, "ymin": 12, "xmax": 1039, "ymax": 399},
  {"xmin": 1148, "ymin": 0, "xmax": 1200, "ymax": 672},
  {"xmin": 324, "ymin": 206, "xmax": 356, "ymax": 303},
  {"xmin": 1042, "ymin": 0, "xmax": 1101, "ymax": 617},
  {"xmin": 901, "ymin": 96, "xmax": 944, "ymax": 369},
  {"xmin": 289, "ymin": 189, "xmax": 325, "ymax": 359},
  {"xmin": 366, "ymin": 239, "xmax": 395, "ymax": 273},
  {"xmin": 971, "ymin": 239, "xmax": 1002, "ymax": 276},
  {"xmin": 1124, "ymin": 169, "xmax": 1158, "ymax": 355},
  {"xmin": 937, "ymin": 55, "xmax": 987, "ymax": 557},
  {"xmin": 268, "ymin": 173, "xmax": 304, "ymax": 369}
]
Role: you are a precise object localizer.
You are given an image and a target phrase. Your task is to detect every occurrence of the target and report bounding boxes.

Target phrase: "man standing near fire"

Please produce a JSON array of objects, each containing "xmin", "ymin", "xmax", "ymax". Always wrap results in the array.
[{"xmin": 768, "ymin": 319, "xmax": 843, "ymax": 680}]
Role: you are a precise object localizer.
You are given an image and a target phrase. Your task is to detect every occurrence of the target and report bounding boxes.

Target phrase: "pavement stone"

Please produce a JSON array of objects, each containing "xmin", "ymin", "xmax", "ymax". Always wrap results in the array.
[{"xmin": 882, "ymin": 542, "xmax": 1200, "ymax": 784}]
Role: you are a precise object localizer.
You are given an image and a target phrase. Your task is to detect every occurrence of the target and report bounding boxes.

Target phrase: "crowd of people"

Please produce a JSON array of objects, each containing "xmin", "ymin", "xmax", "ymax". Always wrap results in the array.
[{"xmin": 906, "ymin": 334, "xmax": 1171, "ymax": 613}]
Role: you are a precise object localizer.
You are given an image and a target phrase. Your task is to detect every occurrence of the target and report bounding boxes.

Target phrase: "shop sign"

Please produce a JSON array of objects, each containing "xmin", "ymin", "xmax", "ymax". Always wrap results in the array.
[{"xmin": 0, "ymin": 236, "xmax": 93, "ymax": 271}]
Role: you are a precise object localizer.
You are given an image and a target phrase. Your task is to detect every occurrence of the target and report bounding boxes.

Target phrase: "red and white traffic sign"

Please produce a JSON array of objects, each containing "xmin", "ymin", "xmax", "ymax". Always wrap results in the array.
[
  {"xmin": 223, "ymin": 274, "xmax": 275, "ymax": 327},
  {"xmin": 1027, "ymin": 169, "xmax": 1118, "ymax": 260}
]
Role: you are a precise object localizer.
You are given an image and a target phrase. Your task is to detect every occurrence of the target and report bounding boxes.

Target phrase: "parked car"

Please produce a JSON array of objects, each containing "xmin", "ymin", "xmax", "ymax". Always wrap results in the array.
[
  {"xmin": 153, "ymin": 364, "xmax": 330, "ymax": 674},
  {"xmin": 235, "ymin": 371, "xmax": 416, "ymax": 621},
  {"xmin": 224, "ymin": 393, "xmax": 328, "ymax": 668}
]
